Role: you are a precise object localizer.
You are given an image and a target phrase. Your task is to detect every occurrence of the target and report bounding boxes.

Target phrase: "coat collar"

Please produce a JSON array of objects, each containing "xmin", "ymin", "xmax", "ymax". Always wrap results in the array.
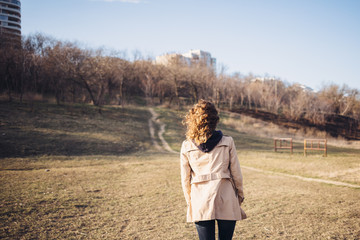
[
  {"xmin": 185, "ymin": 134, "xmax": 230, "ymax": 152},
  {"xmin": 196, "ymin": 130, "xmax": 223, "ymax": 153}
]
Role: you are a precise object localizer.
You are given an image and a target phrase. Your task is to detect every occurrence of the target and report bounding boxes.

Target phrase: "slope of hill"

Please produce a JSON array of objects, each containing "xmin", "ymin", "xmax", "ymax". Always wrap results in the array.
[
  {"xmin": 0, "ymin": 101, "xmax": 152, "ymax": 166},
  {"xmin": 230, "ymin": 107, "xmax": 360, "ymax": 140},
  {"xmin": 1, "ymin": 101, "xmax": 360, "ymax": 239}
]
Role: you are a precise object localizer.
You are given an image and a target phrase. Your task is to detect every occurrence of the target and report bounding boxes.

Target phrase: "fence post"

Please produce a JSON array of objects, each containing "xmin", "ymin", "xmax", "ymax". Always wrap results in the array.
[
  {"xmin": 324, "ymin": 139, "xmax": 327, "ymax": 157},
  {"xmin": 274, "ymin": 139, "xmax": 277, "ymax": 152},
  {"xmin": 304, "ymin": 139, "xmax": 307, "ymax": 156}
]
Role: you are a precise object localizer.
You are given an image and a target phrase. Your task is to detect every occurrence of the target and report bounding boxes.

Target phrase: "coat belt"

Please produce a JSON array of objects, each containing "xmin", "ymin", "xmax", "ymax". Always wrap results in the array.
[{"xmin": 191, "ymin": 172, "xmax": 231, "ymax": 184}]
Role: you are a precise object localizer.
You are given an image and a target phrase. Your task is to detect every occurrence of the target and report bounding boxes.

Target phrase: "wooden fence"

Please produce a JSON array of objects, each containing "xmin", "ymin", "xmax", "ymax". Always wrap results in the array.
[
  {"xmin": 274, "ymin": 138, "xmax": 293, "ymax": 154},
  {"xmin": 304, "ymin": 139, "xmax": 327, "ymax": 157}
]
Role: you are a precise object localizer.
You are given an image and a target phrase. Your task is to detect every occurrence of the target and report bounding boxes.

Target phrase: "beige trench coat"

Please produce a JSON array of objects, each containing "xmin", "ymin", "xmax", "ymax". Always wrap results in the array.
[{"xmin": 180, "ymin": 135, "xmax": 245, "ymax": 222}]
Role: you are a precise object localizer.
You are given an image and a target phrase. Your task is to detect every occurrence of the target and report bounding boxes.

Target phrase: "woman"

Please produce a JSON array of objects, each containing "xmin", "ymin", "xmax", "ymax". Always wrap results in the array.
[{"xmin": 180, "ymin": 99, "xmax": 246, "ymax": 240}]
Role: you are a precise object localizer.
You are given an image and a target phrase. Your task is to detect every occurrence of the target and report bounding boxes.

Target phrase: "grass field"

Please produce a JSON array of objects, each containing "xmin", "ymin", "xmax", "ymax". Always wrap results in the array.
[
  {"xmin": 156, "ymin": 107, "xmax": 360, "ymax": 185},
  {"xmin": 1, "ymin": 101, "xmax": 360, "ymax": 239}
]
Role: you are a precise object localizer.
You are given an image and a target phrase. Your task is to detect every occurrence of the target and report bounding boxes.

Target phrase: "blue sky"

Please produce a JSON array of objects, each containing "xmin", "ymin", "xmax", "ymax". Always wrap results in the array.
[{"xmin": 22, "ymin": 0, "xmax": 360, "ymax": 91}]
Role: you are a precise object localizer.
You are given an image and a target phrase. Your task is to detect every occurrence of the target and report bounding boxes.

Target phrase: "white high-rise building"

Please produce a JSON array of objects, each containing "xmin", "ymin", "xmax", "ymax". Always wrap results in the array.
[
  {"xmin": 0, "ymin": 0, "xmax": 21, "ymax": 43},
  {"xmin": 181, "ymin": 50, "xmax": 216, "ymax": 67},
  {"xmin": 155, "ymin": 49, "xmax": 216, "ymax": 68}
]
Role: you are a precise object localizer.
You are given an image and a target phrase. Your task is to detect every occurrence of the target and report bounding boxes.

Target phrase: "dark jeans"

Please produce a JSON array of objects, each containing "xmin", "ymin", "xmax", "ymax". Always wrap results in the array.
[{"xmin": 195, "ymin": 219, "xmax": 236, "ymax": 240}]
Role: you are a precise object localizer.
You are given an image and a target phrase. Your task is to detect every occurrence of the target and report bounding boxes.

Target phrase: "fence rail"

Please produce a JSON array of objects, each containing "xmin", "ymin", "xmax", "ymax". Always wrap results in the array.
[
  {"xmin": 304, "ymin": 139, "xmax": 327, "ymax": 157},
  {"xmin": 274, "ymin": 138, "xmax": 293, "ymax": 154}
]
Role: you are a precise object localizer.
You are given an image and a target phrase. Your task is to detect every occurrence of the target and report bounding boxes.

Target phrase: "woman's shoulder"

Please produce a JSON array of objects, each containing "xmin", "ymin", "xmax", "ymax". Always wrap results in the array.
[
  {"xmin": 219, "ymin": 135, "xmax": 234, "ymax": 146},
  {"xmin": 222, "ymin": 134, "xmax": 234, "ymax": 141},
  {"xmin": 182, "ymin": 139, "xmax": 191, "ymax": 146},
  {"xmin": 181, "ymin": 139, "xmax": 198, "ymax": 152},
  {"xmin": 222, "ymin": 134, "xmax": 233, "ymax": 140}
]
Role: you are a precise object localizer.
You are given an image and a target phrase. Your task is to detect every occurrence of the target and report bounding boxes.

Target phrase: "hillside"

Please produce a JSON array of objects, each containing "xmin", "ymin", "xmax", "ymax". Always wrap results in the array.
[
  {"xmin": 0, "ymin": 101, "xmax": 151, "ymax": 162},
  {"xmin": 1, "ymin": 101, "xmax": 360, "ymax": 239},
  {"xmin": 230, "ymin": 107, "xmax": 360, "ymax": 140}
]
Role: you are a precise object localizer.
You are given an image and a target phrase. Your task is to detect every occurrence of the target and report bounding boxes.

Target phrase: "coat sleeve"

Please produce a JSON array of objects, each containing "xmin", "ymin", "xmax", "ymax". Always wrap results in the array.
[
  {"xmin": 229, "ymin": 137, "xmax": 244, "ymax": 203},
  {"xmin": 180, "ymin": 141, "xmax": 191, "ymax": 205}
]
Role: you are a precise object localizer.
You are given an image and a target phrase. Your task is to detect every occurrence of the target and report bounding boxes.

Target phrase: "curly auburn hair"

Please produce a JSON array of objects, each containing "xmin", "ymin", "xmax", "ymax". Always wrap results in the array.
[{"xmin": 183, "ymin": 99, "xmax": 219, "ymax": 145}]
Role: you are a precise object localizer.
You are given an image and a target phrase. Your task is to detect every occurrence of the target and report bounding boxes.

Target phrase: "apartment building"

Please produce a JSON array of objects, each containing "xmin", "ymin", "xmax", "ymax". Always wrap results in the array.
[
  {"xmin": 155, "ymin": 49, "xmax": 216, "ymax": 68},
  {"xmin": 0, "ymin": 0, "xmax": 21, "ymax": 44}
]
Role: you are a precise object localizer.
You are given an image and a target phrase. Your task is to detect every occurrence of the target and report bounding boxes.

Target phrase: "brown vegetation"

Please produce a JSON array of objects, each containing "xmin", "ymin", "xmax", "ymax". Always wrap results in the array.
[
  {"xmin": 1, "ymin": 33, "xmax": 359, "ymax": 139},
  {"xmin": 232, "ymin": 107, "xmax": 360, "ymax": 140}
]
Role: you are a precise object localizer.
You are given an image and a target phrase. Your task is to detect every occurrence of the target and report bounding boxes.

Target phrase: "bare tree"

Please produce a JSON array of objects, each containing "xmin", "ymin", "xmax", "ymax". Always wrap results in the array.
[
  {"xmin": 340, "ymin": 85, "xmax": 359, "ymax": 117},
  {"xmin": 318, "ymin": 84, "xmax": 344, "ymax": 114}
]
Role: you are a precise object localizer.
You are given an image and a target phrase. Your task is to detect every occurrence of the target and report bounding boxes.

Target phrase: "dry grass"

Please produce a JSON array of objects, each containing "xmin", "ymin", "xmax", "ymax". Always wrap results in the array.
[
  {"xmin": 222, "ymin": 114, "xmax": 327, "ymax": 139},
  {"xmin": 0, "ymin": 101, "xmax": 152, "ymax": 160},
  {"xmin": 221, "ymin": 111, "xmax": 360, "ymax": 149},
  {"xmin": 1, "ymin": 153, "xmax": 359, "ymax": 239},
  {"xmin": 1, "ymin": 102, "xmax": 360, "ymax": 239},
  {"xmin": 239, "ymin": 151, "xmax": 360, "ymax": 185},
  {"xmin": 155, "ymin": 106, "xmax": 360, "ymax": 185},
  {"xmin": 153, "ymin": 106, "xmax": 186, "ymax": 152}
]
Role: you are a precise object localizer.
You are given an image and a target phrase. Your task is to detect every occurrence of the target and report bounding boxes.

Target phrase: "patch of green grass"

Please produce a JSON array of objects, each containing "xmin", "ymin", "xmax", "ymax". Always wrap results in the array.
[
  {"xmin": 0, "ymin": 101, "xmax": 152, "ymax": 162},
  {"xmin": 154, "ymin": 106, "xmax": 186, "ymax": 152}
]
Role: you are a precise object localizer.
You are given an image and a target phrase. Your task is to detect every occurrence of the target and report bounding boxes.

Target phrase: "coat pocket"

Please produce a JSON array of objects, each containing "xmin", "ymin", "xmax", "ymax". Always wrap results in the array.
[
  {"xmin": 229, "ymin": 178, "xmax": 247, "ymax": 220},
  {"xmin": 229, "ymin": 178, "xmax": 238, "ymax": 197}
]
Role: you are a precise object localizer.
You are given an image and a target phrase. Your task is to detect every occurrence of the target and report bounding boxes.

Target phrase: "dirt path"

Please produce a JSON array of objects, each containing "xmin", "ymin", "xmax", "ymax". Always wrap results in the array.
[
  {"xmin": 148, "ymin": 108, "xmax": 162, "ymax": 151},
  {"xmin": 148, "ymin": 108, "xmax": 177, "ymax": 154},
  {"xmin": 242, "ymin": 166, "xmax": 360, "ymax": 189}
]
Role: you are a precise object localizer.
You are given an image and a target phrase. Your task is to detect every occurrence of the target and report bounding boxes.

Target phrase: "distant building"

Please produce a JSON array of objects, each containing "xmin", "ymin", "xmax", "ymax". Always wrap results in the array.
[
  {"xmin": 182, "ymin": 50, "xmax": 216, "ymax": 67},
  {"xmin": 155, "ymin": 53, "xmax": 189, "ymax": 66},
  {"xmin": 293, "ymin": 83, "xmax": 314, "ymax": 92},
  {"xmin": 250, "ymin": 77, "xmax": 314, "ymax": 92},
  {"xmin": 155, "ymin": 49, "xmax": 216, "ymax": 68},
  {"xmin": 0, "ymin": 0, "xmax": 21, "ymax": 46},
  {"xmin": 250, "ymin": 77, "xmax": 276, "ymax": 83}
]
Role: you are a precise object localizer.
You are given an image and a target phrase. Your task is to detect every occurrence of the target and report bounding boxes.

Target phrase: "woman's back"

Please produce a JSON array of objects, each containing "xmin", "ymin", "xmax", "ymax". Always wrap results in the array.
[
  {"xmin": 180, "ymin": 99, "xmax": 245, "ymax": 239},
  {"xmin": 181, "ymin": 135, "xmax": 244, "ymax": 222}
]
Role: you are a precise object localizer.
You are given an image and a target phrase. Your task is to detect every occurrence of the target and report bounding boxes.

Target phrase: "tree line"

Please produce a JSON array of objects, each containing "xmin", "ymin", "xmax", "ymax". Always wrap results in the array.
[{"xmin": 1, "ymin": 33, "xmax": 360, "ymax": 127}]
